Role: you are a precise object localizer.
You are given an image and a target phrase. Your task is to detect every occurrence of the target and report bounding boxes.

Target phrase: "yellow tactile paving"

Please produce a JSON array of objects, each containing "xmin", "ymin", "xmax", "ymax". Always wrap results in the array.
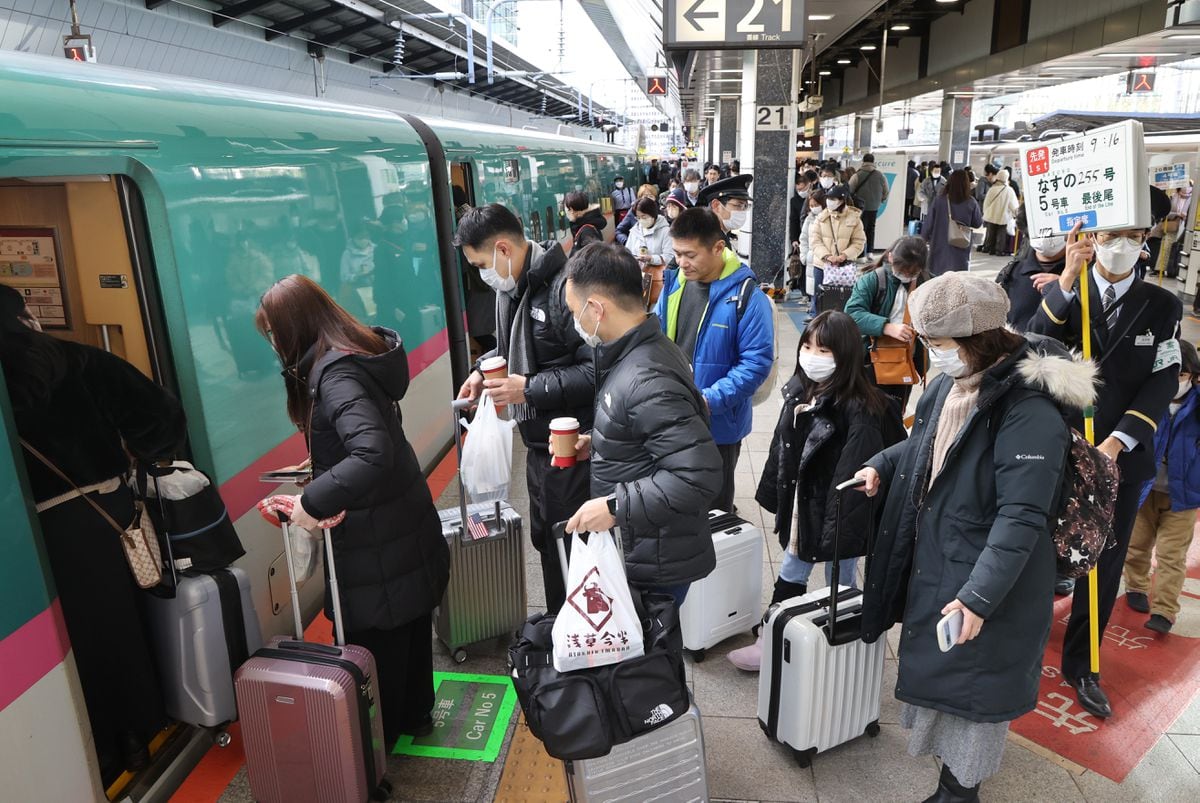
[{"xmin": 493, "ymin": 714, "xmax": 568, "ymax": 803}]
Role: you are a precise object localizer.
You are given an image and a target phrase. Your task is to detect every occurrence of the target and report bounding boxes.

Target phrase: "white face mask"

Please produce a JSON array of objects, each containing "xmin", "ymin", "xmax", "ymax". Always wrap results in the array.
[
  {"xmin": 809, "ymin": 207, "xmax": 821, "ymax": 217},
  {"xmin": 819, "ymin": 176, "xmax": 835, "ymax": 189},
  {"xmin": 1031, "ymin": 235, "xmax": 1067, "ymax": 256},
  {"xmin": 798, "ymin": 353, "xmax": 837, "ymax": 382},
  {"xmin": 927, "ymin": 344, "xmax": 969, "ymax": 378},
  {"xmin": 638, "ymin": 217, "xmax": 655, "ymax": 230},
  {"xmin": 1177, "ymin": 379, "xmax": 1192, "ymax": 400},
  {"xmin": 684, "ymin": 182, "xmax": 699, "ymax": 194},
  {"xmin": 726, "ymin": 209, "xmax": 748, "ymax": 230},
  {"xmin": 797, "ymin": 188, "xmax": 809, "ymax": 198},
  {"xmin": 1093, "ymin": 236, "xmax": 1143, "ymax": 277},
  {"xmin": 572, "ymin": 301, "xmax": 602, "ymax": 348},
  {"xmin": 826, "ymin": 199, "xmax": 841, "ymax": 212},
  {"xmin": 479, "ymin": 243, "xmax": 517, "ymax": 294},
  {"xmin": 615, "ymin": 180, "xmax": 624, "ymax": 188},
  {"xmin": 931, "ymin": 170, "xmax": 942, "ymax": 179}
]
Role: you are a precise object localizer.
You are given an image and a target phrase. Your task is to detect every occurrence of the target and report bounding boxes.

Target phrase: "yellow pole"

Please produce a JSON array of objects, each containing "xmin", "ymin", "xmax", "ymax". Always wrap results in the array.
[{"xmin": 1078, "ymin": 257, "xmax": 1101, "ymax": 675}]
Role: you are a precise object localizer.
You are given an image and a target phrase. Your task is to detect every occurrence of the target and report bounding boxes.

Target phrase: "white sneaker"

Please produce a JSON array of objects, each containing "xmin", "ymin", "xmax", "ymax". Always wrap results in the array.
[{"xmin": 727, "ymin": 635, "xmax": 764, "ymax": 672}]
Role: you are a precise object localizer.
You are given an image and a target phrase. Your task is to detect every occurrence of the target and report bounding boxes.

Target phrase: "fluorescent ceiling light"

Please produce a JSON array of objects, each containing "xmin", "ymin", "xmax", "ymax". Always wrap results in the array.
[
  {"xmin": 837, "ymin": 59, "xmax": 852, "ymax": 64},
  {"xmin": 809, "ymin": 14, "xmax": 834, "ymax": 21},
  {"xmin": 1098, "ymin": 52, "xmax": 1179, "ymax": 57},
  {"xmin": 819, "ymin": 70, "xmax": 831, "ymax": 75},
  {"xmin": 936, "ymin": 0, "xmax": 958, "ymax": 4},
  {"xmin": 892, "ymin": 24, "xmax": 911, "ymax": 31},
  {"xmin": 860, "ymin": 44, "xmax": 877, "ymax": 51}
]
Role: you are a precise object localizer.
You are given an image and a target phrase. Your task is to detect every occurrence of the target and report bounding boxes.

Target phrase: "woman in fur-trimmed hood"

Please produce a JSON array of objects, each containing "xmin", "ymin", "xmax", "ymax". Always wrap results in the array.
[{"xmin": 853, "ymin": 272, "xmax": 1095, "ymax": 801}]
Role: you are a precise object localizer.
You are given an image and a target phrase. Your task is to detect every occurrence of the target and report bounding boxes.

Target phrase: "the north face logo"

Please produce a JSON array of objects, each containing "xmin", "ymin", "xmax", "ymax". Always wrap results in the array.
[
  {"xmin": 567, "ymin": 568, "xmax": 615, "ymax": 632},
  {"xmin": 643, "ymin": 703, "xmax": 674, "ymax": 727}
]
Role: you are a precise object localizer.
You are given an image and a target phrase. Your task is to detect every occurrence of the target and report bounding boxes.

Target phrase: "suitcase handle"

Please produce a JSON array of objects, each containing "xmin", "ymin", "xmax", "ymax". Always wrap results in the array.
[
  {"xmin": 274, "ymin": 639, "xmax": 342, "ymax": 656},
  {"xmin": 278, "ymin": 512, "xmax": 347, "ymax": 647},
  {"xmin": 828, "ymin": 477, "xmax": 872, "ymax": 643}
]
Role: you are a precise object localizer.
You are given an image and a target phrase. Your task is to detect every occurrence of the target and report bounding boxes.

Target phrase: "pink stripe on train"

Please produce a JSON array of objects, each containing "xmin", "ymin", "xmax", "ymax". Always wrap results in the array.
[{"xmin": 0, "ymin": 600, "xmax": 70, "ymax": 713}]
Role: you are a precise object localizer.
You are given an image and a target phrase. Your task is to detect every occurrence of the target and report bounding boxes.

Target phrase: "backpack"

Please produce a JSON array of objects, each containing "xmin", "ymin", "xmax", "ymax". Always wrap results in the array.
[
  {"xmin": 1051, "ymin": 429, "xmax": 1121, "ymax": 578},
  {"xmin": 736, "ymin": 278, "xmax": 779, "ymax": 406}
]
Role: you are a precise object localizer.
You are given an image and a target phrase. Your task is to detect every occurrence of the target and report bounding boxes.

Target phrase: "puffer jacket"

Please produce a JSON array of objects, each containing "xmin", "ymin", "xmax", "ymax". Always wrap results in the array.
[
  {"xmin": 1140, "ymin": 386, "xmax": 1200, "ymax": 511},
  {"xmin": 589, "ymin": 316, "xmax": 720, "ymax": 587},
  {"xmin": 299, "ymin": 330, "xmax": 451, "ymax": 633},
  {"xmin": 983, "ymin": 183, "xmax": 1018, "ymax": 226},
  {"xmin": 624, "ymin": 215, "xmax": 672, "ymax": 267},
  {"xmin": 848, "ymin": 163, "xmax": 889, "ymax": 211},
  {"xmin": 477, "ymin": 240, "xmax": 595, "ymax": 450},
  {"xmin": 654, "ymin": 249, "xmax": 774, "ymax": 445},
  {"xmin": 756, "ymin": 377, "xmax": 906, "ymax": 561},
  {"xmin": 570, "ymin": 206, "xmax": 608, "ymax": 247},
  {"xmin": 862, "ymin": 336, "xmax": 1093, "ymax": 722},
  {"xmin": 809, "ymin": 206, "xmax": 866, "ymax": 264}
]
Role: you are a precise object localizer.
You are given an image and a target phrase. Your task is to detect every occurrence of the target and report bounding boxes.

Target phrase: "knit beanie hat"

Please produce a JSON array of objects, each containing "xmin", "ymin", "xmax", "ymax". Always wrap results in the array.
[{"xmin": 908, "ymin": 272, "xmax": 1010, "ymax": 338}]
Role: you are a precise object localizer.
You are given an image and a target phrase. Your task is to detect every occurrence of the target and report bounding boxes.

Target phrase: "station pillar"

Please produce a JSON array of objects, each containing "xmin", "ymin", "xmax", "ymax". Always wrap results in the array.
[
  {"xmin": 938, "ymin": 94, "xmax": 974, "ymax": 168},
  {"xmin": 718, "ymin": 99, "xmax": 738, "ymax": 167},
  {"xmin": 854, "ymin": 116, "xmax": 874, "ymax": 156},
  {"xmin": 746, "ymin": 48, "xmax": 799, "ymax": 282}
]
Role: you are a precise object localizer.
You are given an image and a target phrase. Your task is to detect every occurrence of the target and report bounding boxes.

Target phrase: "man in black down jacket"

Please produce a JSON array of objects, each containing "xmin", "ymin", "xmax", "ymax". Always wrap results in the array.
[
  {"xmin": 564, "ymin": 243, "xmax": 719, "ymax": 607},
  {"xmin": 456, "ymin": 204, "xmax": 594, "ymax": 612}
]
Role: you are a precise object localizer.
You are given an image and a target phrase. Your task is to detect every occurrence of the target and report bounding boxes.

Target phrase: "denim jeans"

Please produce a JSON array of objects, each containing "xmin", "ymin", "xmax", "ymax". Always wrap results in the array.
[{"xmin": 779, "ymin": 551, "xmax": 858, "ymax": 589}]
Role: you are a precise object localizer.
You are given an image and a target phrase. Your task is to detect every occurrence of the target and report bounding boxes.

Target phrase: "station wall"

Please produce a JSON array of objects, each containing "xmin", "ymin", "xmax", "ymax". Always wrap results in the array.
[
  {"xmin": 926, "ymin": 0, "xmax": 995, "ymax": 77},
  {"xmin": 1028, "ymin": 0, "xmax": 1148, "ymax": 41},
  {"xmin": 0, "ymin": 0, "xmax": 584, "ymax": 136}
]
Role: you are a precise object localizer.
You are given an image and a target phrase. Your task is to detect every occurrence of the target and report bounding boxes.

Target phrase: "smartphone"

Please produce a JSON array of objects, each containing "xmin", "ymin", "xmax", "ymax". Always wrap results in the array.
[
  {"xmin": 937, "ymin": 609, "xmax": 964, "ymax": 653},
  {"xmin": 258, "ymin": 469, "xmax": 312, "ymax": 484}
]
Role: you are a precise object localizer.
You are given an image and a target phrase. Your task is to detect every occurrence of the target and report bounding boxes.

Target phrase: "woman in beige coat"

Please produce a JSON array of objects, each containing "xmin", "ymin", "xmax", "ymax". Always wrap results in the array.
[
  {"xmin": 809, "ymin": 185, "xmax": 867, "ymax": 266},
  {"xmin": 982, "ymin": 169, "xmax": 1019, "ymax": 256}
]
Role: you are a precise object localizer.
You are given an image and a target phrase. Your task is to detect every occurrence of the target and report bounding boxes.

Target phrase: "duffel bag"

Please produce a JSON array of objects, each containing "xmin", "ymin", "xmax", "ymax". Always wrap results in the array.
[
  {"xmin": 138, "ymin": 461, "xmax": 245, "ymax": 573},
  {"xmin": 509, "ymin": 591, "xmax": 689, "ymax": 760}
]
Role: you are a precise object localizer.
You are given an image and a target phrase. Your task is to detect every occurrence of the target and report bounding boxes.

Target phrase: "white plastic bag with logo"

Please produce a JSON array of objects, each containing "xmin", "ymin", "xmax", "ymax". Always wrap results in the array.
[
  {"xmin": 552, "ymin": 531, "xmax": 644, "ymax": 672},
  {"xmin": 459, "ymin": 392, "xmax": 516, "ymax": 504}
]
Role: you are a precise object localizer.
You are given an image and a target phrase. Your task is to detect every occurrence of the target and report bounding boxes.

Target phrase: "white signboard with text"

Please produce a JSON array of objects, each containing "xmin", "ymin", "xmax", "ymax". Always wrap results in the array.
[{"xmin": 1018, "ymin": 120, "xmax": 1150, "ymax": 236}]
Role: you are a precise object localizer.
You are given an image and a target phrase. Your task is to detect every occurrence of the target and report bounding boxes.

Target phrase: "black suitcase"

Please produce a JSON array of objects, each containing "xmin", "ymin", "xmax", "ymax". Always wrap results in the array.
[{"xmin": 817, "ymin": 284, "xmax": 854, "ymax": 314}]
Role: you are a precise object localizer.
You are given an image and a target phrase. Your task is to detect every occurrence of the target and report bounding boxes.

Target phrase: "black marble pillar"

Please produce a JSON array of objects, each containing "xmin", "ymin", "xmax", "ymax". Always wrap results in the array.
[
  {"xmin": 718, "ymin": 100, "xmax": 738, "ymax": 167},
  {"xmin": 749, "ymin": 49, "xmax": 794, "ymax": 282}
]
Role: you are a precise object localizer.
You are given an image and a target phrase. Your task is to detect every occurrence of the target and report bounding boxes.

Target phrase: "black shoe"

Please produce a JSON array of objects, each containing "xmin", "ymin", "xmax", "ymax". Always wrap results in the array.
[
  {"xmin": 118, "ymin": 730, "xmax": 150, "ymax": 773},
  {"xmin": 398, "ymin": 714, "xmax": 434, "ymax": 738},
  {"xmin": 920, "ymin": 763, "xmax": 980, "ymax": 803},
  {"xmin": 1066, "ymin": 673, "xmax": 1111, "ymax": 719},
  {"xmin": 1146, "ymin": 614, "xmax": 1173, "ymax": 634},
  {"xmin": 771, "ymin": 578, "xmax": 807, "ymax": 605},
  {"xmin": 1125, "ymin": 591, "xmax": 1150, "ymax": 613},
  {"xmin": 1054, "ymin": 576, "xmax": 1075, "ymax": 596}
]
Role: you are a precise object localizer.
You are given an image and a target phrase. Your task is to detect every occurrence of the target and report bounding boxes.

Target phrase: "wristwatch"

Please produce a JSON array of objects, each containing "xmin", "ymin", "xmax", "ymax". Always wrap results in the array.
[{"xmin": 605, "ymin": 494, "xmax": 618, "ymax": 517}]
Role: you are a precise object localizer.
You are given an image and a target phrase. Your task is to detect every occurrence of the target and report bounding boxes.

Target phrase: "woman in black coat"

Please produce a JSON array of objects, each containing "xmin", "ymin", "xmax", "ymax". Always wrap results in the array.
[
  {"xmin": 0, "ymin": 286, "xmax": 185, "ymax": 784},
  {"xmin": 257, "ymin": 275, "xmax": 450, "ymax": 743},
  {"xmin": 854, "ymin": 274, "xmax": 1087, "ymax": 802},
  {"xmin": 728, "ymin": 311, "xmax": 905, "ymax": 672}
]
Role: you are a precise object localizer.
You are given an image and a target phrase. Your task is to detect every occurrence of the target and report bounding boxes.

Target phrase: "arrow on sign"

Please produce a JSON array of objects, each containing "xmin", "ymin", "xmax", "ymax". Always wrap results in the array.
[{"xmin": 684, "ymin": 0, "xmax": 719, "ymax": 32}]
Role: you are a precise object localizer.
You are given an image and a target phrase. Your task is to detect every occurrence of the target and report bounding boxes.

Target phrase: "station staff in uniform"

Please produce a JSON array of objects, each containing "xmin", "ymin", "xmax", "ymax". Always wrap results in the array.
[
  {"xmin": 697, "ymin": 174, "xmax": 754, "ymax": 252},
  {"xmin": 1028, "ymin": 221, "xmax": 1182, "ymax": 720}
]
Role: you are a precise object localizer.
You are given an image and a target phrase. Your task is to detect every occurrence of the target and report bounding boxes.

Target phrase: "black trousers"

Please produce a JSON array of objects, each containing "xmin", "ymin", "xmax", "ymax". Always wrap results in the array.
[
  {"xmin": 526, "ymin": 451, "xmax": 590, "ymax": 612},
  {"xmin": 983, "ymin": 223, "xmax": 1008, "ymax": 255},
  {"xmin": 714, "ymin": 441, "xmax": 742, "ymax": 513},
  {"xmin": 860, "ymin": 209, "xmax": 879, "ymax": 254},
  {"xmin": 346, "ymin": 613, "xmax": 434, "ymax": 741},
  {"xmin": 1061, "ymin": 480, "xmax": 1142, "ymax": 679}
]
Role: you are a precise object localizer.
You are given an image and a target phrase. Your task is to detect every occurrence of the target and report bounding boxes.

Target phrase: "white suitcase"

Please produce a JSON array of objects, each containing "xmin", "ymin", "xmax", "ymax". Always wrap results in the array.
[
  {"xmin": 679, "ymin": 510, "xmax": 764, "ymax": 661},
  {"xmin": 564, "ymin": 703, "xmax": 708, "ymax": 803},
  {"xmin": 756, "ymin": 479, "xmax": 885, "ymax": 767}
]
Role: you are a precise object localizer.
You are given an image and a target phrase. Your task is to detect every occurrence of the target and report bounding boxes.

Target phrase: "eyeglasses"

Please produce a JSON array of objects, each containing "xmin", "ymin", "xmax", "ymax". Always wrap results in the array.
[{"xmin": 1093, "ymin": 231, "xmax": 1143, "ymax": 244}]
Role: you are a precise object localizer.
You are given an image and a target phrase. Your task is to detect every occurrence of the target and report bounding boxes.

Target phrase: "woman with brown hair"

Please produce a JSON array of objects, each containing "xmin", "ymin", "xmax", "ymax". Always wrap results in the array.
[
  {"xmin": 921, "ymin": 168, "xmax": 983, "ymax": 274},
  {"xmin": 256, "ymin": 275, "xmax": 450, "ymax": 743}
]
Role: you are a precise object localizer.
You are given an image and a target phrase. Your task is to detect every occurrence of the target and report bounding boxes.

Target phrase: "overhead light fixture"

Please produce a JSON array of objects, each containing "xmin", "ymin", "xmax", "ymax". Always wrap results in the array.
[
  {"xmin": 1098, "ymin": 52, "xmax": 1178, "ymax": 57},
  {"xmin": 892, "ymin": 24, "xmax": 911, "ymax": 31},
  {"xmin": 860, "ymin": 44, "xmax": 876, "ymax": 51},
  {"xmin": 1164, "ymin": 33, "xmax": 1200, "ymax": 39},
  {"xmin": 808, "ymin": 14, "xmax": 834, "ymax": 21},
  {"xmin": 936, "ymin": 0, "xmax": 958, "ymax": 4},
  {"xmin": 837, "ymin": 58, "xmax": 852, "ymax": 64},
  {"xmin": 819, "ymin": 70, "xmax": 831, "ymax": 76}
]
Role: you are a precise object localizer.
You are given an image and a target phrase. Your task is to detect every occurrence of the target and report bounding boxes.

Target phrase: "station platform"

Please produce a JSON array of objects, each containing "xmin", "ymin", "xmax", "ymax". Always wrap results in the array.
[{"xmin": 179, "ymin": 254, "xmax": 1200, "ymax": 802}]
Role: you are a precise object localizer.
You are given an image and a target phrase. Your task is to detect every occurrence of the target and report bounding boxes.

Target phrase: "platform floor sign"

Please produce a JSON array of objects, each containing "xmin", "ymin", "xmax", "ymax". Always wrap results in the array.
[{"xmin": 391, "ymin": 671, "xmax": 518, "ymax": 762}]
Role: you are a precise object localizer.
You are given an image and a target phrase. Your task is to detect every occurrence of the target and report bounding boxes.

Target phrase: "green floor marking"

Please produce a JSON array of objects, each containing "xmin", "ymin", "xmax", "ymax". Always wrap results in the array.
[{"xmin": 389, "ymin": 671, "xmax": 518, "ymax": 762}]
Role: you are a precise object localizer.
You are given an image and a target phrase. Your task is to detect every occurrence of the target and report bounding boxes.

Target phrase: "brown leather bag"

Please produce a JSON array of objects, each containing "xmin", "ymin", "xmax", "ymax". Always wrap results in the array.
[{"xmin": 869, "ymin": 295, "xmax": 920, "ymax": 386}]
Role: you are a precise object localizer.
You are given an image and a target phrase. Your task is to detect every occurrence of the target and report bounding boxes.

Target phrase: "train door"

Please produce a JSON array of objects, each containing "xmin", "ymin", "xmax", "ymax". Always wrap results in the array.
[
  {"xmin": 450, "ymin": 161, "xmax": 496, "ymax": 363},
  {"xmin": 0, "ymin": 174, "xmax": 198, "ymax": 802}
]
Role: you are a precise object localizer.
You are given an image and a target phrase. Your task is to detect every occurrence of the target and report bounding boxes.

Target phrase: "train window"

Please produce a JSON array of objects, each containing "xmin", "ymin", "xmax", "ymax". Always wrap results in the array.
[{"xmin": 451, "ymin": 162, "xmax": 477, "ymax": 208}]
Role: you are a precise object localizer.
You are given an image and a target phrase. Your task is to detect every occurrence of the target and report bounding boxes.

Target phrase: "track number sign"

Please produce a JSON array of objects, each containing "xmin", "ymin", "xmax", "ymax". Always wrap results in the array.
[
  {"xmin": 755, "ymin": 105, "xmax": 792, "ymax": 131},
  {"xmin": 664, "ymin": 0, "xmax": 806, "ymax": 50}
]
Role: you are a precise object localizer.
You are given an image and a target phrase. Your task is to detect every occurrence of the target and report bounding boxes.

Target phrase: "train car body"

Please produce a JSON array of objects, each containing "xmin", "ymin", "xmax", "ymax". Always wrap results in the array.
[{"xmin": 0, "ymin": 50, "xmax": 632, "ymax": 801}]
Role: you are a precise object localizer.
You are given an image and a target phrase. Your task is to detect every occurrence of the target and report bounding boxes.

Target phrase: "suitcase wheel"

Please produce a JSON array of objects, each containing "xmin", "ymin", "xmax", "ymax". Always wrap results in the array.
[
  {"xmin": 752, "ymin": 623, "xmax": 761, "ymax": 637},
  {"xmin": 371, "ymin": 778, "xmax": 393, "ymax": 801},
  {"xmin": 792, "ymin": 747, "xmax": 816, "ymax": 768},
  {"xmin": 865, "ymin": 720, "xmax": 881, "ymax": 738},
  {"xmin": 214, "ymin": 730, "xmax": 232, "ymax": 748},
  {"xmin": 452, "ymin": 648, "xmax": 468, "ymax": 664},
  {"xmin": 688, "ymin": 648, "xmax": 706, "ymax": 663}
]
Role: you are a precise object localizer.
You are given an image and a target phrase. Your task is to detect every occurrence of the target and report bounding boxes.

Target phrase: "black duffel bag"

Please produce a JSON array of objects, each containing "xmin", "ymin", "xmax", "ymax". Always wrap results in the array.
[
  {"xmin": 508, "ymin": 590, "xmax": 690, "ymax": 761},
  {"xmin": 138, "ymin": 462, "xmax": 245, "ymax": 574}
]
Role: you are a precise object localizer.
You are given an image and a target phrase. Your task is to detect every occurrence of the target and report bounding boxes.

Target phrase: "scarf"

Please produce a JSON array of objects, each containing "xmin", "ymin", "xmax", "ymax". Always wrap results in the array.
[
  {"xmin": 929, "ymin": 371, "xmax": 985, "ymax": 483},
  {"xmin": 494, "ymin": 241, "xmax": 543, "ymax": 423}
]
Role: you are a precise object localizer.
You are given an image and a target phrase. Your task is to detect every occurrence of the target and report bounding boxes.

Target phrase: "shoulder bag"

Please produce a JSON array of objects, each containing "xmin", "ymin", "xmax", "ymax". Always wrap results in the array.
[
  {"xmin": 22, "ymin": 440, "xmax": 163, "ymax": 589},
  {"xmin": 945, "ymin": 197, "xmax": 972, "ymax": 248},
  {"xmin": 868, "ymin": 273, "xmax": 920, "ymax": 386}
]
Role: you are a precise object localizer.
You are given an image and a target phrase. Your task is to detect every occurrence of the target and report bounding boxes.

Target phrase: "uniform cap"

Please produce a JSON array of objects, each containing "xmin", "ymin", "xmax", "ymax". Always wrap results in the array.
[
  {"xmin": 696, "ymin": 174, "xmax": 753, "ymax": 208},
  {"xmin": 907, "ymin": 272, "xmax": 1010, "ymax": 338}
]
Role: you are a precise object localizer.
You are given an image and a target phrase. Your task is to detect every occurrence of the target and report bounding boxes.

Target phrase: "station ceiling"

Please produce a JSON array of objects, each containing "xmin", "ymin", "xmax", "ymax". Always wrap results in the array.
[{"xmin": 145, "ymin": 0, "xmax": 620, "ymax": 127}]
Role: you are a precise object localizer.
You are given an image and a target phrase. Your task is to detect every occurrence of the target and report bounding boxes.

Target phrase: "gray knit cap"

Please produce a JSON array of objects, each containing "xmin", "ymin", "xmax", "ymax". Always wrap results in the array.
[{"xmin": 907, "ymin": 272, "xmax": 1010, "ymax": 338}]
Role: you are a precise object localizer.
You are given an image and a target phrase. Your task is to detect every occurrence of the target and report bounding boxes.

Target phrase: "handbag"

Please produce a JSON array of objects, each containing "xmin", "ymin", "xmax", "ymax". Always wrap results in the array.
[
  {"xmin": 138, "ymin": 461, "xmax": 245, "ymax": 573},
  {"xmin": 945, "ymin": 198, "xmax": 971, "ymax": 248},
  {"xmin": 21, "ymin": 440, "xmax": 163, "ymax": 589},
  {"xmin": 869, "ymin": 295, "xmax": 920, "ymax": 386}
]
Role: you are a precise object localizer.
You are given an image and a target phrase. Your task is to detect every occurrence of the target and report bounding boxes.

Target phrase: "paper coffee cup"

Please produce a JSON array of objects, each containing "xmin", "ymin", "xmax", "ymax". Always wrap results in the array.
[
  {"xmin": 550, "ymin": 417, "xmax": 580, "ymax": 468},
  {"xmin": 480, "ymin": 356, "xmax": 508, "ymax": 380}
]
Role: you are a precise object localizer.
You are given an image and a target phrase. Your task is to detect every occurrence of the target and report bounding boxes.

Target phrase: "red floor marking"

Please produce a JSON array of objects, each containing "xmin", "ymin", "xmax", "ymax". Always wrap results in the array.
[
  {"xmin": 172, "ymin": 449, "xmax": 459, "ymax": 801},
  {"xmin": 1011, "ymin": 523, "xmax": 1200, "ymax": 783}
]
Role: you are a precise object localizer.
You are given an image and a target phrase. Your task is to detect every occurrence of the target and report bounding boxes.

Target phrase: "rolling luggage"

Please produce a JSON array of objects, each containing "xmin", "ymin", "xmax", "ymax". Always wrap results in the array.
[
  {"xmin": 144, "ymin": 567, "xmax": 262, "ymax": 736},
  {"xmin": 435, "ymin": 398, "xmax": 526, "ymax": 663},
  {"xmin": 234, "ymin": 520, "xmax": 389, "ymax": 803},
  {"xmin": 678, "ymin": 510, "xmax": 764, "ymax": 661},
  {"xmin": 757, "ymin": 478, "xmax": 885, "ymax": 768}
]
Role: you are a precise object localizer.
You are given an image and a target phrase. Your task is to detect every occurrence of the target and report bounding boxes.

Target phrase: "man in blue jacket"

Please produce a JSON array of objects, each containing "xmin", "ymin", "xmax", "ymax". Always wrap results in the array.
[{"xmin": 656, "ymin": 208, "xmax": 774, "ymax": 512}]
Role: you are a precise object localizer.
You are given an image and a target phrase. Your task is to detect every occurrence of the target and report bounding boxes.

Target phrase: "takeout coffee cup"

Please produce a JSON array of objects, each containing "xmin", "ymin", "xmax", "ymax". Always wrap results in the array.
[
  {"xmin": 550, "ymin": 417, "xmax": 580, "ymax": 468},
  {"xmin": 480, "ymin": 356, "xmax": 508, "ymax": 380}
]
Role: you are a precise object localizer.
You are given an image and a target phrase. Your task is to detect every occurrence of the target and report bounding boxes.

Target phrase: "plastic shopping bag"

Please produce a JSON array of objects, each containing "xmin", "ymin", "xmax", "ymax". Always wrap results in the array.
[
  {"xmin": 256, "ymin": 495, "xmax": 344, "ymax": 586},
  {"xmin": 460, "ymin": 392, "xmax": 516, "ymax": 504},
  {"xmin": 552, "ymin": 531, "xmax": 644, "ymax": 672}
]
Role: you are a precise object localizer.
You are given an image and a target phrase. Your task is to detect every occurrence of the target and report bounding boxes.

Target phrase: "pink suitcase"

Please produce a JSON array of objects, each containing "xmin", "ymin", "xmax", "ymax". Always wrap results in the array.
[{"xmin": 234, "ymin": 520, "xmax": 390, "ymax": 802}]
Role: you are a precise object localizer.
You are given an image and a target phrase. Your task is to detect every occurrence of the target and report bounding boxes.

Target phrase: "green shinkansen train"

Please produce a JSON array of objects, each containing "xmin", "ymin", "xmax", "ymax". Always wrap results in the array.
[{"xmin": 0, "ymin": 50, "xmax": 634, "ymax": 801}]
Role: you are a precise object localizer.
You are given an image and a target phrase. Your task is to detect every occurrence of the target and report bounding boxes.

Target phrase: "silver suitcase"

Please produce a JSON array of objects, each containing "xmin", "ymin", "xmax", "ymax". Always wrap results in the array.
[
  {"xmin": 564, "ymin": 703, "xmax": 708, "ymax": 802},
  {"xmin": 435, "ymin": 399, "xmax": 527, "ymax": 663},
  {"xmin": 144, "ymin": 567, "xmax": 263, "ymax": 733}
]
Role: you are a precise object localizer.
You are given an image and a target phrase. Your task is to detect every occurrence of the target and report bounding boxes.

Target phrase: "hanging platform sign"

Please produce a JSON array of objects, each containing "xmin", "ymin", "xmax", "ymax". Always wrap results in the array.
[
  {"xmin": 1019, "ymin": 119, "xmax": 1150, "ymax": 236},
  {"xmin": 664, "ymin": 0, "xmax": 806, "ymax": 50}
]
